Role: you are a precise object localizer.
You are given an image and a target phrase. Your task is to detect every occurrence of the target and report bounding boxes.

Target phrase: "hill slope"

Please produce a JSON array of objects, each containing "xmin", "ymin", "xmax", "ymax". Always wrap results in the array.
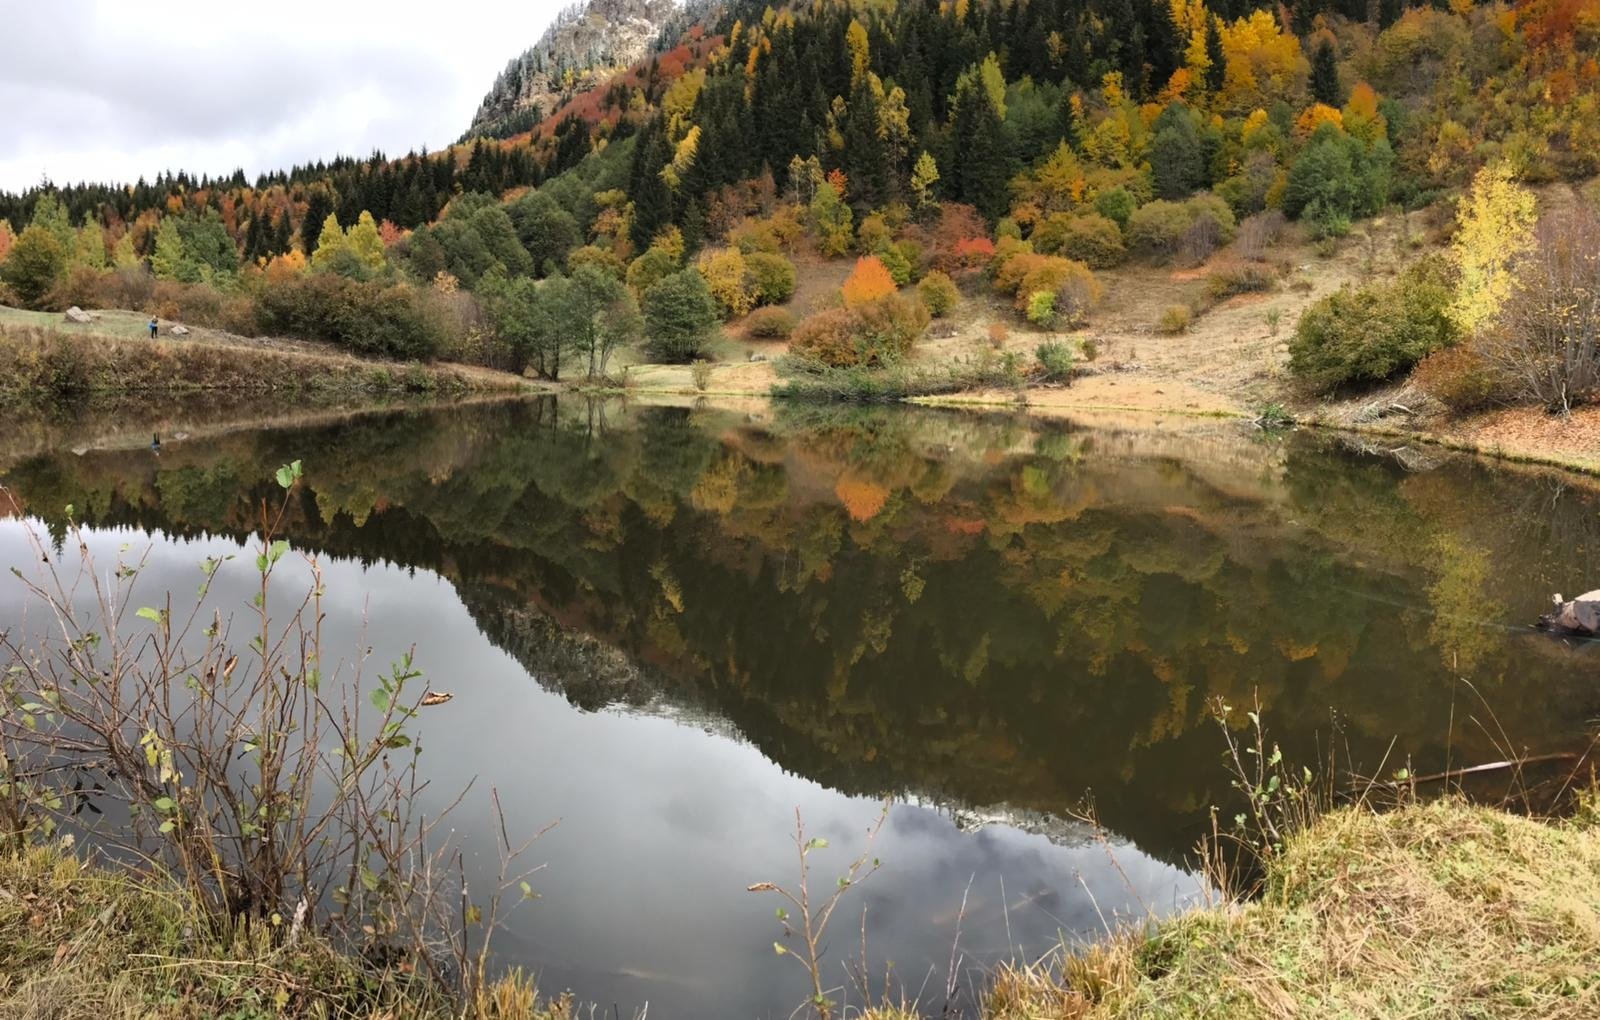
[{"xmin": 465, "ymin": 0, "xmax": 681, "ymax": 141}]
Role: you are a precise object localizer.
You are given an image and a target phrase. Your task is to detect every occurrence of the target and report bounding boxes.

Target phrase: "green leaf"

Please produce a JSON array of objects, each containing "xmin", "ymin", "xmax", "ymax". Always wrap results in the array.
[
  {"xmin": 275, "ymin": 460, "xmax": 303, "ymax": 489},
  {"xmin": 268, "ymin": 540, "xmax": 290, "ymax": 565},
  {"xmin": 806, "ymin": 837, "xmax": 829, "ymax": 850},
  {"xmin": 135, "ymin": 607, "xmax": 164, "ymax": 624},
  {"xmin": 158, "ymin": 820, "xmax": 175, "ymax": 833},
  {"xmin": 152, "ymin": 796, "xmax": 176, "ymax": 813},
  {"xmin": 359, "ymin": 867, "xmax": 379, "ymax": 892},
  {"xmin": 371, "ymin": 688, "xmax": 391, "ymax": 713},
  {"xmin": 773, "ymin": 942, "xmax": 788, "ymax": 956}
]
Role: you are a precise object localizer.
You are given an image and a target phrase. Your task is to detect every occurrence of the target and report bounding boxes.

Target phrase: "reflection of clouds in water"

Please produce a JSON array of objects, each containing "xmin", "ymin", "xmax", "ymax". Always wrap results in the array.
[{"xmin": 0, "ymin": 515, "xmax": 1200, "ymax": 1016}]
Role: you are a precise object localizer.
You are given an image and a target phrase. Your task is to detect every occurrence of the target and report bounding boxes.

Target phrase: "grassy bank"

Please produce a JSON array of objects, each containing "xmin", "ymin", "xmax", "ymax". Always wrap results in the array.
[
  {"xmin": 893, "ymin": 797, "xmax": 1600, "ymax": 1019},
  {"xmin": 0, "ymin": 321, "xmax": 530, "ymax": 403},
  {"xmin": 0, "ymin": 845, "xmax": 568, "ymax": 1019}
]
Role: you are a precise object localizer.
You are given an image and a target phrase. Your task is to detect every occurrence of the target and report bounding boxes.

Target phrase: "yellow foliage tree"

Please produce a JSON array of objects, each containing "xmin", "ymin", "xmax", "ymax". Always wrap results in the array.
[
  {"xmin": 310, "ymin": 213, "xmax": 348, "ymax": 269},
  {"xmin": 846, "ymin": 19, "xmax": 871, "ymax": 84},
  {"xmin": 1294, "ymin": 103, "xmax": 1344, "ymax": 138},
  {"xmin": 346, "ymin": 210, "xmax": 388, "ymax": 273},
  {"xmin": 1219, "ymin": 10, "xmax": 1307, "ymax": 112},
  {"xmin": 842, "ymin": 255, "xmax": 898, "ymax": 307},
  {"xmin": 696, "ymin": 247, "xmax": 756, "ymax": 319},
  {"xmin": 1449, "ymin": 162, "xmax": 1537, "ymax": 337}
]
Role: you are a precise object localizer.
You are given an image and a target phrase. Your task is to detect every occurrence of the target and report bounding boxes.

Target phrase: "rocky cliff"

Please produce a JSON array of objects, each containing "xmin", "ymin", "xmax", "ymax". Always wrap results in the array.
[{"xmin": 464, "ymin": 0, "xmax": 681, "ymax": 141}]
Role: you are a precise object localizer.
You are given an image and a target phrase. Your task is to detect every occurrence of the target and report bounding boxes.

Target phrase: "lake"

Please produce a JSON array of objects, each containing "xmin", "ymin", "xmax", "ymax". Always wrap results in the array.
[{"xmin": 2, "ymin": 396, "xmax": 1597, "ymax": 1017}]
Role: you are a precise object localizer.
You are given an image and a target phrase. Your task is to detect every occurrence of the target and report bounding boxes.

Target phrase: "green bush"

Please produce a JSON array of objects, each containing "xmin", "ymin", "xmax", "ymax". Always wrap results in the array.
[
  {"xmin": 1093, "ymin": 187, "xmax": 1137, "ymax": 229},
  {"xmin": 1026, "ymin": 290, "xmax": 1057, "ymax": 327},
  {"xmin": 1031, "ymin": 213, "xmax": 1127, "ymax": 268},
  {"xmin": 253, "ymin": 274, "xmax": 443, "ymax": 360},
  {"xmin": 1035, "ymin": 340, "xmax": 1074, "ymax": 380},
  {"xmin": 745, "ymin": 251, "xmax": 797, "ymax": 306},
  {"xmin": 1288, "ymin": 262, "xmax": 1457, "ymax": 393},
  {"xmin": 625, "ymin": 246, "xmax": 678, "ymax": 296},
  {"xmin": 642, "ymin": 269, "xmax": 720, "ymax": 362},
  {"xmin": 918, "ymin": 271, "xmax": 960, "ymax": 317}
]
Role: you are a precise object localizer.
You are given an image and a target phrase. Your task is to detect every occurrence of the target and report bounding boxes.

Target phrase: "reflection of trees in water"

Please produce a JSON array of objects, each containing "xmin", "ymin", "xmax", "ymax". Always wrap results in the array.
[{"xmin": 5, "ymin": 398, "xmax": 1599, "ymax": 867}]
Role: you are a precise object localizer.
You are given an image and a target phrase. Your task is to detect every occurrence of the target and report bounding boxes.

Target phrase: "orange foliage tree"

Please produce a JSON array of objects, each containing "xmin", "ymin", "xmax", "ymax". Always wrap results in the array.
[{"xmin": 841, "ymin": 255, "xmax": 898, "ymax": 307}]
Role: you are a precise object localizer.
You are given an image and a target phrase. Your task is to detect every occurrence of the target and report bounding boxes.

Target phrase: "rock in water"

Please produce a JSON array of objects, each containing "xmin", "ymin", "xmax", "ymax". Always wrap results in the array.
[
  {"xmin": 1540, "ymin": 590, "xmax": 1600, "ymax": 636},
  {"xmin": 169, "ymin": 324, "xmax": 190, "ymax": 336},
  {"xmin": 63, "ymin": 306, "xmax": 93, "ymax": 323}
]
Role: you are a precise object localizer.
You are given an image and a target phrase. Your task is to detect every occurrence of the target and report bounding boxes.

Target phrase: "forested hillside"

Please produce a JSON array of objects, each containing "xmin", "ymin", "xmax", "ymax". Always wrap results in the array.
[{"xmin": 1, "ymin": 0, "xmax": 1596, "ymax": 411}]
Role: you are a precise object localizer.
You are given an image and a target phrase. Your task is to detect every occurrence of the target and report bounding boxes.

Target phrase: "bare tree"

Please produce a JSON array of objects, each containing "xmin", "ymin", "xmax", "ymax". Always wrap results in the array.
[{"xmin": 1480, "ymin": 207, "xmax": 1600, "ymax": 414}]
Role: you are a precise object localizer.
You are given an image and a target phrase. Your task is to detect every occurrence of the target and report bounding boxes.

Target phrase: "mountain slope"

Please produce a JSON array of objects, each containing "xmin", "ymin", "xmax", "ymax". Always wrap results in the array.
[{"xmin": 465, "ymin": 0, "xmax": 682, "ymax": 141}]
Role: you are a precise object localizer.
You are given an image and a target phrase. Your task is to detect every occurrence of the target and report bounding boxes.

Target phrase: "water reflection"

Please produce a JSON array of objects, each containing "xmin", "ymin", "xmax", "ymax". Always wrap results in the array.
[{"xmin": 2, "ymin": 397, "xmax": 1597, "ymax": 1015}]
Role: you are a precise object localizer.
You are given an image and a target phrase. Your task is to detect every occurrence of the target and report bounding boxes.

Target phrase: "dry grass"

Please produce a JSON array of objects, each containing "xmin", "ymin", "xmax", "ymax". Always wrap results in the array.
[
  {"xmin": 0, "ymin": 323, "xmax": 527, "ymax": 402},
  {"xmin": 939, "ymin": 797, "xmax": 1600, "ymax": 1019},
  {"xmin": 0, "ymin": 846, "xmax": 570, "ymax": 1019}
]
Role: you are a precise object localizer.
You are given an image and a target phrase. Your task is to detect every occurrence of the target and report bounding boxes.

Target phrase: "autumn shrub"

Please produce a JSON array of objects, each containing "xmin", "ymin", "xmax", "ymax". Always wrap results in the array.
[
  {"xmin": 95, "ymin": 264, "xmax": 156, "ymax": 311},
  {"xmin": 1236, "ymin": 210, "xmax": 1289, "ymax": 262},
  {"xmin": 788, "ymin": 308, "xmax": 859, "ymax": 367},
  {"xmin": 1157, "ymin": 304, "xmax": 1193, "ymax": 334},
  {"xmin": 1037, "ymin": 213, "xmax": 1127, "ymax": 268},
  {"xmin": 992, "ymin": 250, "xmax": 1047, "ymax": 296},
  {"xmin": 790, "ymin": 294, "xmax": 928, "ymax": 368},
  {"xmin": 1289, "ymin": 261, "xmax": 1457, "ymax": 393},
  {"xmin": 745, "ymin": 306, "xmax": 796, "ymax": 339},
  {"xmin": 1026, "ymin": 291, "xmax": 1057, "ymax": 327},
  {"xmin": 918, "ymin": 271, "xmax": 960, "ymax": 317},
  {"xmin": 690, "ymin": 359, "xmax": 713, "ymax": 391},
  {"xmin": 857, "ymin": 213, "xmax": 894, "ymax": 254},
  {"xmin": 729, "ymin": 205, "xmax": 806, "ymax": 253},
  {"xmin": 987, "ymin": 322, "xmax": 1009, "ymax": 348},
  {"xmin": 1413, "ymin": 345, "xmax": 1508, "ymax": 414},
  {"xmin": 1206, "ymin": 263, "xmax": 1277, "ymax": 301},
  {"xmin": 1055, "ymin": 263, "xmax": 1104, "ymax": 325},
  {"xmin": 745, "ymin": 251, "xmax": 797, "ymax": 306},
  {"xmin": 1127, "ymin": 195, "xmax": 1237, "ymax": 264},
  {"xmin": 696, "ymin": 247, "xmax": 757, "ymax": 319},
  {"xmin": 842, "ymin": 255, "xmax": 898, "ymax": 308},
  {"xmin": 251, "ymin": 274, "xmax": 444, "ymax": 359}
]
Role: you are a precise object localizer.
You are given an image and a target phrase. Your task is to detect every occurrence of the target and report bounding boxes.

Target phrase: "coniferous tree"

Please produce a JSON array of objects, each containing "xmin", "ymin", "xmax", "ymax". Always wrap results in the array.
[
  {"xmin": 949, "ymin": 55, "xmax": 1010, "ymax": 220},
  {"xmin": 1204, "ymin": 17, "xmax": 1227, "ymax": 95},
  {"xmin": 301, "ymin": 190, "xmax": 334, "ymax": 257},
  {"xmin": 1311, "ymin": 39, "xmax": 1341, "ymax": 107}
]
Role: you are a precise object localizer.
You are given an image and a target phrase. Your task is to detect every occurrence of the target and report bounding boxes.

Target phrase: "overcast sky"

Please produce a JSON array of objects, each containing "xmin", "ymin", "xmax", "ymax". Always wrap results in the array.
[{"xmin": 0, "ymin": 0, "xmax": 567, "ymax": 194}]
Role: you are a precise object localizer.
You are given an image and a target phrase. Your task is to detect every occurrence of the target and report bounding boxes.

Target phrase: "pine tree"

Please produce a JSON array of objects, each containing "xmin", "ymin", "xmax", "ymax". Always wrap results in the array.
[
  {"xmin": 844, "ymin": 75, "xmax": 891, "ymax": 208},
  {"xmin": 301, "ymin": 190, "xmax": 334, "ymax": 257},
  {"xmin": 949, "ymin": 54, "xmax": 1010, "ymax": 220},
  {"xmin": 272, "ymin": 211, "xmax": 294, "ymax": 256},
  {"xmin": 1311, "ymin": 39, "xmax": 1341, "ymax": 107},
  {"xmin": 1204, "ymin": 17, "xmax": 1226, "ymax": 95}
]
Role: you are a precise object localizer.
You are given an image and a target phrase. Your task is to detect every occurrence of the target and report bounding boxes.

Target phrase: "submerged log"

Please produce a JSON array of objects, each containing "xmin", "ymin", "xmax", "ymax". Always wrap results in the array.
[{"xmin": 1539, "ymin": 590, "xmax": 1600, "ymax": 637}]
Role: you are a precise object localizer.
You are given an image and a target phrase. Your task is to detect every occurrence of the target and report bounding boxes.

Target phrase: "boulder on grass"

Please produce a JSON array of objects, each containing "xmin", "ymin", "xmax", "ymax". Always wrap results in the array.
[
  {"xmin": 169, "ymin": 324, "xmax": 190, "ymax": 336},
  {"xmin": 63, "ymin": 306, "xmax": 93, "ymax": 324},
  {"xmin": 1539, "ymin": 590, "xmax": 1600, "ymax": 637}
]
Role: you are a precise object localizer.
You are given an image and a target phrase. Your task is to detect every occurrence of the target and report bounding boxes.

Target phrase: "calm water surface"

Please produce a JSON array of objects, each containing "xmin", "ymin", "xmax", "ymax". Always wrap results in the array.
[{"xmin": 2, "ymin": 398, "xmax": 1597, "ymax": 1016}]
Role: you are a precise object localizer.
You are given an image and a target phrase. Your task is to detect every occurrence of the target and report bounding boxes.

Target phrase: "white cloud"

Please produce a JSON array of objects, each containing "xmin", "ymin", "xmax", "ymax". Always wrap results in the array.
[{"xmin": 0, "ymin": 0, "xmax": 567, "ymax": 192}]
